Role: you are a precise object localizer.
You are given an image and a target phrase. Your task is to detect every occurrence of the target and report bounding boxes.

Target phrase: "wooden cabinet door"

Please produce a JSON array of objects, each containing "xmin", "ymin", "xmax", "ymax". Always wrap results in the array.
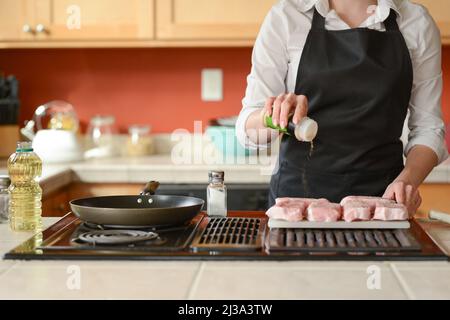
[
  {"xmin": 0, "ymin": 0, "xmax": 35, "ymax": 41},
  {"xmin": 415, "ymin": 0, "xmax": 450, "ymax": 44},
  {"xmin": 35, "ymin": 0, "xmax": 154, "ymax": 41},
  {"xmin": 42, "ymin": 189, "xmax": 70, "ymax": 217},
  {"xmin": 156, "ymin": 0, "xmax": 277, "ymax": 40},
  {"xmin": 417, "ymin": 184, "xmax": 450, "ymax": 218}
]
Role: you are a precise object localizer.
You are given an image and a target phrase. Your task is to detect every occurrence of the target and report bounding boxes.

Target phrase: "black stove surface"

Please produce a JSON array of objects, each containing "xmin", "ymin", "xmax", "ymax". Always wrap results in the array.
[{"xmin": 3, "ymin": 212, "xmax": 449, "ymax": 261}]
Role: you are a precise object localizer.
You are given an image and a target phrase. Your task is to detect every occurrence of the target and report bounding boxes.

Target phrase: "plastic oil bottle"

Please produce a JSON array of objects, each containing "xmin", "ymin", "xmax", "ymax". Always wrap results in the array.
[{"xmin": 7, "ymin": 142, "xmax": 43, "ymax": 231}]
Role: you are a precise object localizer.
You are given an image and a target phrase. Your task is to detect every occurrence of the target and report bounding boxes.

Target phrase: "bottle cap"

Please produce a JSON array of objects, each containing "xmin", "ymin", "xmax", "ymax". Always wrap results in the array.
[
  {"xmin": 209, "ymin": 170, "xmax": 224, "ymax": 183},
  {"xmin": 16, "ymin": 141, "xmax": 33, "ymax": 152},
  {"xmin": 294, "ymin": 117, "xmax": 318, "ymax": 142}
]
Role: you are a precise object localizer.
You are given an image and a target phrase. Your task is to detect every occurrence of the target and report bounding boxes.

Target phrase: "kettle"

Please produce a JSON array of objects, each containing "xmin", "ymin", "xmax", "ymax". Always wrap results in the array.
[{"xmin": 21, "ymin": 100, "xmax": 83, "ymax": 163}]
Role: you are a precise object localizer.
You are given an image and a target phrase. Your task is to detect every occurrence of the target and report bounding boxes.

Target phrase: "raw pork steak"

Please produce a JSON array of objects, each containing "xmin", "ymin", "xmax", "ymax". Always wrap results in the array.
[
  {"xmin": 266, "ymin": 201, "xmax": 307, "ymax": 222},
  {"xmin": 340, "ymin": 196, "xmax": 394, "ymax": 210},
  {"xmin": 307, "ymin": 202, "xmax": 342, "ymax": 222},
  {"xmin": 276, "ymin": 197, "xmax": 328, "ymax": 207},
  {"xmin": 373, "ymin": 203, "xmax": 409, "ymax": 221},
  {"xmin": 342, "ymin": 201, "xmax": 372, "ymax": 222}
]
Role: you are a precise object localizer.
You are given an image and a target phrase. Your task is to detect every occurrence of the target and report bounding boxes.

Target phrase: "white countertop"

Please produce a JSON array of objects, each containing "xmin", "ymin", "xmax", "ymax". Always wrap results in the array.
[
  {"xmin": 0, "ymin": 217, "xmax": 449, "ymax": 299},
  {"xmin": 2, "ymin": 154, "xmax": 449, "ymax": 197}
]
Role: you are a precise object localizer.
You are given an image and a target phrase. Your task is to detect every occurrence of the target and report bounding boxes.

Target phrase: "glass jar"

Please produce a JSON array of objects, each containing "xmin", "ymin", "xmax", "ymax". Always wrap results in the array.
[
  {"xmin": 126, "ymin": 125, "xmax": 154, "ymax": 157},
  {"xmin": 0, "ymin": 175, "xmax": 11, "ymax": 223},
  {"xmin": 86, "ymin": 115, "xmax": 118, "ymax": 158},
  {"xmin": 207, "ymin": 171, "xmax": 227, "ymax": 217}
]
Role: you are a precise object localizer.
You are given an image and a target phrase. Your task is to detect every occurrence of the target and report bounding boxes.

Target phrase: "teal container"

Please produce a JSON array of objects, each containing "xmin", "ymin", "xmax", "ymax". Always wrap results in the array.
[{"xmin": 206, "ymin": 126, "xmax": 250, "ymax": 158}]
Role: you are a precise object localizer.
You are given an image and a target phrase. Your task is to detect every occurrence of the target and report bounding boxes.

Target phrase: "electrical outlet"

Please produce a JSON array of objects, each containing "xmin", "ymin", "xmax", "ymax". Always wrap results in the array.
[{"xmin": 201, "ymin": 69, "xmax": 223, "ymax": 102}]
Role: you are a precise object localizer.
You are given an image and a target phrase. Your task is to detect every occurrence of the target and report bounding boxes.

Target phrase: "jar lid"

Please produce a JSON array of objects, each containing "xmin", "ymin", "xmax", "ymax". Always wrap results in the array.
[
  {"xmin": 128, "ymin": 125, "xmax": 151, "ymax": 135},
  {"xmin": 90, "ymin": 115, "xmax": 116, "ymax": 126},
  {"xmin": 0, "ymin": 175, "xmax": 11, "ymax": 188}
]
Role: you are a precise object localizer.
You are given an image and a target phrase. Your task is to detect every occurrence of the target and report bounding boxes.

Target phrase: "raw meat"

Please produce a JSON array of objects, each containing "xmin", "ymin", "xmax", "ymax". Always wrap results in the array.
[
  {"xmin": 275, "ymin": 197, "xmax": 328, "ymax": 206},
  {"xmin": 266, "ymin": 201, "xmax": 307, "ymax": 222},
  {"xmin": 340, "ymin": 196, "xmax": 394, "ymax": 210},
  {"xmin": 342, "ymin": 201, "xmax": 372, "ymax": 222},
  {"xmin": 307, "ymin": 202, "xmax": 342, "ymax": 222},
  {"xmin": 373, "ymin": 203, "xmax": 409, "ymax": 221}
]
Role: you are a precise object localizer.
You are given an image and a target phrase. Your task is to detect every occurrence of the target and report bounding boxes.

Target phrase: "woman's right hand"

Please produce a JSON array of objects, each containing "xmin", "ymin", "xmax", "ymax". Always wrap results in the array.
[{"xmin": 262, "ymin": 93, "xmax": 309, "ymax": 129}]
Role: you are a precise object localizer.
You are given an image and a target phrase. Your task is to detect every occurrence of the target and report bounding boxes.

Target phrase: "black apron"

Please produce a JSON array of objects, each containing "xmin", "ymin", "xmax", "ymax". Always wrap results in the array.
[{"xmin": 269, "ymin": 8, "xmax": 413, "ymax": 206}]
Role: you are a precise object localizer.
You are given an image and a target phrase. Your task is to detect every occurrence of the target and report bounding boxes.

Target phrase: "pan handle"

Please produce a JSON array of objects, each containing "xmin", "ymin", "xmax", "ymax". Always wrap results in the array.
[{"xmin": 140, "ymin": 181, "xmax": 160, "ymax": 196}]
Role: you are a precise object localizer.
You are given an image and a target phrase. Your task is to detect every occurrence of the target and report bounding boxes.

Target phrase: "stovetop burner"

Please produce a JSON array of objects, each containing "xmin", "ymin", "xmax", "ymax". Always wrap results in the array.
[
  {"xmin": 76, "ymin": 230, "xmax": 159, "ymax": 245},
  {"xmin": 82, "ymin": 221, "xmax": 176, "ymax": 231}
]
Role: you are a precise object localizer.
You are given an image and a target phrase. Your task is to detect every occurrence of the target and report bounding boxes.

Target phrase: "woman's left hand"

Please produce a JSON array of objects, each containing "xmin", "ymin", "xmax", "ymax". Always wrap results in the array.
[{"xmin": 383, "ymin": 180, "xmax": 422, "ymax": 217}]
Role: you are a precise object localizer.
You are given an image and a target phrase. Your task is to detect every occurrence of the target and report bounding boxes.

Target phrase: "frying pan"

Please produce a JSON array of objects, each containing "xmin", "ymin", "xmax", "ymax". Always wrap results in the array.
[{"xmin": 69, "ymin": 181, "xmax": 204, "ymax": 226}]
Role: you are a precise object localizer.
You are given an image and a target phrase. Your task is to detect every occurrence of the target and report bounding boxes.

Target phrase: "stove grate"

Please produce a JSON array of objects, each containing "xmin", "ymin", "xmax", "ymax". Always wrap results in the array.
[
  {"xmin": 267, "ymin": 228, "xmax": 422, "ymax": 252},
  {"xmin": 191, "ymin": 217, "xmax": 265, "ymax": 251}
]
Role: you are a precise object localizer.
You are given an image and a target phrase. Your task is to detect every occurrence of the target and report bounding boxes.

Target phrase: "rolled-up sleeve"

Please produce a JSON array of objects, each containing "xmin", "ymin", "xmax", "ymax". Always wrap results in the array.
[
  {"xmin": 236, "ymin": 3, "xmax": 289, "ymax": 150},
  {"xmin": 405, "ymin": 9, "xmax": 449, "ymax": 164}
]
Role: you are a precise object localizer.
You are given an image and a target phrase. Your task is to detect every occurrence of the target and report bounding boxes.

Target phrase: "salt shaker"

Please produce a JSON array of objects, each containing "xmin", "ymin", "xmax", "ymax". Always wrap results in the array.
[
  {"xmin": 207, "ymin": 171, "xmax": 227, "ymax": 217},
  {"xmin": 0, "ymin": 175, "xmax": 11, "ymax": 223}
]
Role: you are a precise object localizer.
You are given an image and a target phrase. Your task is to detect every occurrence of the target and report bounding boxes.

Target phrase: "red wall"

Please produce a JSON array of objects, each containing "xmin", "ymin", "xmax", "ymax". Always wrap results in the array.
[
  {"xmin": 0, "ymin": 47, "xmax": 449, "ymax": 139},
  {"xmin": 0, "ymin": 48, "xmax": 251, "ymax": 133}
]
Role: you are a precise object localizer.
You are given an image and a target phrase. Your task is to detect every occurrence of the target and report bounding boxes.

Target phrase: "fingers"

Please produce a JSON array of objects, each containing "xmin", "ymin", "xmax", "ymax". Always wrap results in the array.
[
  {"xmin": 393, "ymin": 182, "xmax": 407, "ymax": 205},
  {"xmin": 264, "ymin": 97, "xmax": 276, "ymax": 117},
  {"xmin": 293, "ymin": 95, "xmax": 309, "ymax": 125},
  {"xmin": 280, "ymin": 93, "xmax": 297, "ymax": 128},
  {"xmin": 382, "ymin": 187, "xmax": 395, "ymax": 200},
  {"xmin": 271, "ymin": 94, "xmax": 286, "ymax": 127},
  {"xmin": 261, "ymin": 97, "xmax": 276, "ymax": 126},
  {"xmin": 404, "ymin": 184, "xmax": 414, "ymax": 207}
]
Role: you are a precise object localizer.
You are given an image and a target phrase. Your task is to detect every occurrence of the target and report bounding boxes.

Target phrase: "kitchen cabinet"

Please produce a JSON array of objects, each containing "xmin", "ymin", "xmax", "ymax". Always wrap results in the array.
[
  {"xmin": 417, "ymin": 184, "xmax": 450, "ymax": 218},
  {"xmin": 42, "ymin": 187, "xmax": 70, "ymax": 217},
  {"xmin": 42, "ymin": 182, "xmax": 269, "ymax": 217},
  {"xmin": 0, "ymin": 0, "xmax": 154, "ymax": 45},
  {"xmin": 416, "ymin": 0, "xmax": 450, "ymax": 44},
  {"xmin": 1, "ymin": 0, "xmax": 450, "ymax": 47},
  {"xmin": 155, "ymin": 0, "xmax": 276, "ymax": 41},
  {"xmin": 0, "ymin": 0, "xmax": 35, "ymax": 41},
  {"xmin": 36, "ymin": 0, "xmax": 154, "ymax": 41}
]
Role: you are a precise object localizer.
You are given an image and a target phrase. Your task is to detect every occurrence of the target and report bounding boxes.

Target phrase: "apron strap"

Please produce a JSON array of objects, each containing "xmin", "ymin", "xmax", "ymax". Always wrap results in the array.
[
  {"xmin": 383, "ymin": 9, "xmax": 399, "ymax": 31},
  {"xmin": 311, "ymin": 8, "xmax": 325, "ymax": 30}
]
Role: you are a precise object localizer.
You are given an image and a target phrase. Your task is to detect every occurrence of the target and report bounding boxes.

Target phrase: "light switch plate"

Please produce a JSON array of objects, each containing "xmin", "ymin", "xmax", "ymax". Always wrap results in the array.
[{"xmin": 201, "ymin": 69, "xmax": 223, "ymax": 102}]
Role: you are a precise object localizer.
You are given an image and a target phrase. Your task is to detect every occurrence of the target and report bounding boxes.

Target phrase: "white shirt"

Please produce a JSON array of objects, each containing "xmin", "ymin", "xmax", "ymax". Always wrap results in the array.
[{"xmin": 236, "ymin": 0, "xmax": 449, "ymax": 164}]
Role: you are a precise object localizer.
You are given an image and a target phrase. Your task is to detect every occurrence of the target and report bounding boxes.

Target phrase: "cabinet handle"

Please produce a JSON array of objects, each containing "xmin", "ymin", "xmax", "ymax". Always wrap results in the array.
[
  {"xmin": 35, "ymin": 24, "xmax": 49, "ymax": 34},
  {"xmin": 22, "ymin": 24, "xmax": 35, "ymax": 34}
]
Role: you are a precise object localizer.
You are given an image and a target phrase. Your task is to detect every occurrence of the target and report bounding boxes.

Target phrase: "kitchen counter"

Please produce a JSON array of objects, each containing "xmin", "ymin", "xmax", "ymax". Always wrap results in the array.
[
  {"xmin": 1, "ymin": 155, "xmax": 450, "ymax": 197},
  {"xmin": 0, "ymin": 217, "xmax": 449, "ymax": 299}
]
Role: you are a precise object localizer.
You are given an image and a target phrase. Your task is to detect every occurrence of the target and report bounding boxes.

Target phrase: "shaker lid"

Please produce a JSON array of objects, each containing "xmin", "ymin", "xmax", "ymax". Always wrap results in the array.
[
  {"xmin": 209, "ymin": 170, "xmax": 224, "ymax": 182},
  {"xmin": 294, "ymin": 117, "xmax": 318, "ymax": 142},
  {"xmin": 0, "ymin": 175, "xmax": 11, "ymax": 188}
]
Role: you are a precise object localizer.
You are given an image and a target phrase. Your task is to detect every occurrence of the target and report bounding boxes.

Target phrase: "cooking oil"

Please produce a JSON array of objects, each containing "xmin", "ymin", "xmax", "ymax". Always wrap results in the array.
[
  {"xmin": 7, "ymin": 142, "xmax": 43, "ymax": 232},
  {"xmin": 309, "ymin": 140, "xmax": 315, "ymax": 158}
]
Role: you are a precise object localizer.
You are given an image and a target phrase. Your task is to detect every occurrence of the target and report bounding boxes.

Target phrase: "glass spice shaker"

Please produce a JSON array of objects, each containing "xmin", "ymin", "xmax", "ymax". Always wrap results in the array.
[
  {"xmin": 207, "ymin": 171, "xmax": 227, "ymax": 217},
  {"xmin": 0, "ymin": 175, "xmax": 11, "ymax": 223}
]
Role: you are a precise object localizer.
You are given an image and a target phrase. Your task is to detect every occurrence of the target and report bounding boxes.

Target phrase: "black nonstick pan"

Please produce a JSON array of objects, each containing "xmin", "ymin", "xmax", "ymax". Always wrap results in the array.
[{"xmin": 69, "ymin": 181, "xmax": 204, "ymax": 227}]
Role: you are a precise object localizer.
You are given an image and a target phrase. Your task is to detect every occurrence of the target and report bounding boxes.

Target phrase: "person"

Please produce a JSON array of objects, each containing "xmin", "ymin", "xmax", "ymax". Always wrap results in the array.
[{"xmin": 236, "ymin": 0, "xmax": 449, "ymax": 214}]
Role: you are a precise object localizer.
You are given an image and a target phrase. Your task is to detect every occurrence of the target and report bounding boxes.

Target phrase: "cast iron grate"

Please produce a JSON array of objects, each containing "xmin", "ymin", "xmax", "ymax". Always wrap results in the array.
[
  {"xmin": 267, "ymin": 228, "xmax": 422, "ymax": 252},
  {"xmin": 191, "ymin": 217, "xmax": 265, "ymax": 251}
]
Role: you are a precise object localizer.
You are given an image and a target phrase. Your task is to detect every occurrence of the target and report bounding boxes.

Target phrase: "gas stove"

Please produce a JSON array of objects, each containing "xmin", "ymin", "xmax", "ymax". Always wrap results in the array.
[{"xmin": 3, "ymin": 212, "xmax": 448, "ymax": 261}]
